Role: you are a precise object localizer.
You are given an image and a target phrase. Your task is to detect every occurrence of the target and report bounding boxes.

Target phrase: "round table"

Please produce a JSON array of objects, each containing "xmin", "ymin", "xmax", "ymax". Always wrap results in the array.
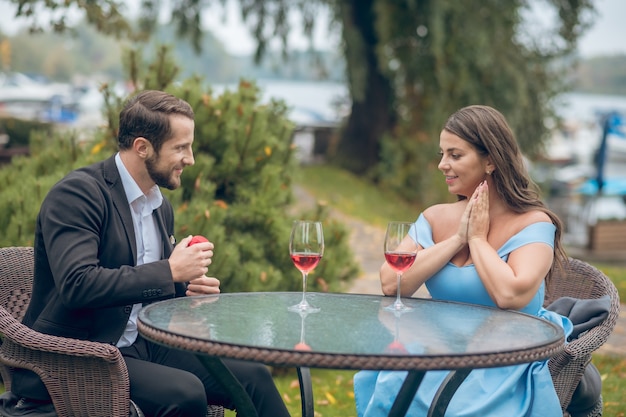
[{"xmin": 138, "ymin": 292, "xmax": 565, "ymax": 417}]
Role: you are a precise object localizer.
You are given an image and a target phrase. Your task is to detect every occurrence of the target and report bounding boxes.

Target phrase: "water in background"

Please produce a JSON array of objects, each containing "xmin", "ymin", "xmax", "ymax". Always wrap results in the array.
[
  {"xmin": 213, "ymin": 80, "xmax": 350, "ymax": 125},
  {"xmin": 555, "ymin": 92, "xmax": 626, "ymax": 123}
]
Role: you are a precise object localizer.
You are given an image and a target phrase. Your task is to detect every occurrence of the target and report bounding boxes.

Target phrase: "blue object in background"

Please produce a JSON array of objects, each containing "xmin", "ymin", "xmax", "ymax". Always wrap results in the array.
[
  {"xmin": 595, "ymin": 112, "xmax": 626, "ymax": 194},
  {"xmin": 39, "ymin": 95, "xmax": 79, "ymax": 124},
  {"xmin": 578, "ymin": 178, "xmax": 626, "ymax": 196}
]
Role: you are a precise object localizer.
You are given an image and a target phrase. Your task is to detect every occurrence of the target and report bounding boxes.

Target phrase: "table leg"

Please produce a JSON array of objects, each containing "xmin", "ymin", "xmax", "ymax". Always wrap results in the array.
[
  {"xmin": 197, "ymin": 355, "xmax": 258, "ymax": 417},
  {"xmin": 427, "ymin": 369, "xmax": 471, "ymax": 417},
  {"xmin": 388, "ymin": 370, "xmax": 426, "ymax": 417},
  {"xmin": 297, "ymin": 367, "xmax": 314, "ymax": 417}
]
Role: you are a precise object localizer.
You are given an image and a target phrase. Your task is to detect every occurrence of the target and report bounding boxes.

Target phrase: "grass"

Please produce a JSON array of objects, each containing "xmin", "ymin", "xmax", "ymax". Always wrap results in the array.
[
  {"xmin": 294, "ymin": 165, "xmax": 421, "ymax": 227},
  {"xmin": 223, "ymin": 368, "xmax": 358, "ymax": 417},
  {"xmin": 244, "ymin": 163, "xmax": 626, "ymax": 417},
  {"xmin": 274, "ymin": 369, "xmax": 358, "ymax": 417},
  {"xmin": 594, "ymin": 264, "xmax": 626, "ymax": 302},
  {"xmin": 592, "ymin": 355, "xmax": 626, "ymax": 417},
  {"xmin": 590, "ymin": 265, "xmax": 626, "ymax": 417}
]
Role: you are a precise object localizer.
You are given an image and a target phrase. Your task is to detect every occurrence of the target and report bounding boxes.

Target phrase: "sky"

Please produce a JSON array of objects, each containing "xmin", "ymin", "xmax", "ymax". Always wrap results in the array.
[
  {"xmin": 574, "ymin": 0, "xmax": 626, "ymax": 57},
  {"xmin": 0, "ymin": 0, "xmax": 624, "ymax": 58}
]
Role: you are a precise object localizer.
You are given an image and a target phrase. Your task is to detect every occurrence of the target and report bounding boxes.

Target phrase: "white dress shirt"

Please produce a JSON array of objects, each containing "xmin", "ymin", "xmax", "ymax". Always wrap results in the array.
[{"xmin": 114, "ymin": 153, "xmax": 163, "ymax": 347}]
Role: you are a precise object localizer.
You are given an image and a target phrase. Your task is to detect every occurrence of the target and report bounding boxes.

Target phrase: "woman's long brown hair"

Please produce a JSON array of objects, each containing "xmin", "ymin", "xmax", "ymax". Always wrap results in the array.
[{"xmin": 444, "ymin": 105, "xmax": 567, "ymax": 284}]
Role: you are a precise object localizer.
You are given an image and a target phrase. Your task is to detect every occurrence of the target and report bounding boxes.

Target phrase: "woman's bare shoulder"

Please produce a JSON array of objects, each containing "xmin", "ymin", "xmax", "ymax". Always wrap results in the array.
[
  {"xmin": 502, "ymin": 209, "xmax": 553, "ymax": 238},
  {"xmin": 423, "ymin": 201, "xmax": 465, "ymax": 222},
  {"xmin": 519, "ymin": 209, "xmax": 552, "ymax": 226}
]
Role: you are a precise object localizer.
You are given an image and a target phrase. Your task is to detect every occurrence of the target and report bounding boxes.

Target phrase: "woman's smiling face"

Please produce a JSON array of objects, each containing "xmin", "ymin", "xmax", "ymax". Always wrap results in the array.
[{"xmin": 437, "ymin": 129, "xmax": 489, "ymax": 198}]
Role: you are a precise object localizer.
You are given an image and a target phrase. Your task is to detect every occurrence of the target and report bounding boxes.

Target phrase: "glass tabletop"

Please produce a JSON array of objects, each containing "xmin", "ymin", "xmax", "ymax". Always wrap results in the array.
[{"xmin": 138, "ymin": 292, "xmax": 564, "ymax": 361}]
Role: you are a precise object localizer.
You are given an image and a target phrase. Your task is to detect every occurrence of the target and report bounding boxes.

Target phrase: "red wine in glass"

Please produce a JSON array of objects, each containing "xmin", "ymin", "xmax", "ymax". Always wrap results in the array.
[
  {"xmin": 384, "ymin": 252, "xmax": 416, "ymax": 274},
  {"xmin": 384, "ymin": 221, "xmax": 417, "ymax": 312},
  {"xmin": 289, "ymin": 221, "xmax": 324, "ymax": 313},
  {"xmin": 290, "ymin": 253, "xmax": 322, "ymax": 274}
]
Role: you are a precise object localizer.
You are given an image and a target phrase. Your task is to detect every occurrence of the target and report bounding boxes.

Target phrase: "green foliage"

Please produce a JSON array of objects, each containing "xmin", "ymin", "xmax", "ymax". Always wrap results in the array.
[
  {"xmin": 0, "ymin": 119, "xmax": 112, "ymax": 247},
  {"xmin": 0, "ymin": 45, "xmax": 359, "ymax": 293},
  {"xmin": 7, "ymin": 0, "xmax": 134, "ymax": 44},
  {"xmin": 0, "ymin": 117, "xmax": 53, "ymax": 148}
]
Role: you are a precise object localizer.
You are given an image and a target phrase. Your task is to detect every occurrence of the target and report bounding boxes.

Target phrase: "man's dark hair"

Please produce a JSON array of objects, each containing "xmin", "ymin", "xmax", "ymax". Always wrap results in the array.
[{"xmin": 118, "ymin": 90, "xmax": 194, "ymax": 152}]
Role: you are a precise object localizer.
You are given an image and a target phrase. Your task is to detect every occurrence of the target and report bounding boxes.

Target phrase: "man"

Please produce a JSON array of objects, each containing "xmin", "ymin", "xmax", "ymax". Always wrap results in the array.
[{"xmin": 12, "ymin": 90, "xmax": 291, "ymax": 417}]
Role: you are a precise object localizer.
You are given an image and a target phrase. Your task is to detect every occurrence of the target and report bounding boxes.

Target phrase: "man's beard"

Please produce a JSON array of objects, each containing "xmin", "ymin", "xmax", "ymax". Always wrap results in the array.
[{"xmin": 146, "ymin": 153, "xmax": 179, "ymax": 190}]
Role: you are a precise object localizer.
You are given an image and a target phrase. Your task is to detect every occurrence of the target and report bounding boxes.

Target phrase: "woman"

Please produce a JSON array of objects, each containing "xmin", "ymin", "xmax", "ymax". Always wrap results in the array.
[{"xmin": 353, "ymin": 105, "xmax": 572, "ymax": 416}]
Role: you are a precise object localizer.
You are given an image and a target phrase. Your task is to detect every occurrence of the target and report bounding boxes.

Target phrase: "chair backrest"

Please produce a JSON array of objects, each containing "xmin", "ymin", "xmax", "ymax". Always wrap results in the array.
[
  {"xmin": 544, "ymin": 257, "xmax": 620, "ymax": 415},
  {"xmin": 0, "ymin": 246, "xmax": 35, "ymax": 387},
  {"xmin": 0, "ymin": 246, "xmax": 34, "ymax": 322},
  {"xmin": 544, "ymin": 257, "xmax": 620, "ymax": 311}
]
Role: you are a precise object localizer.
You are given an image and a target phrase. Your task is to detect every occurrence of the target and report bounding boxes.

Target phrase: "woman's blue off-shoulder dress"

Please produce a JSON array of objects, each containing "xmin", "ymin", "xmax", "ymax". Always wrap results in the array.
[{"xmin": 353, "ymin": 213, "xmax": 572, "ymax": 417}]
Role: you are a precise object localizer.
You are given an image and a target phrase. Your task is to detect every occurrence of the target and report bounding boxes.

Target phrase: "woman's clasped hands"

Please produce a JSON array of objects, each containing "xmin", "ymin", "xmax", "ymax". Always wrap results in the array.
[{"xmin": 458, "ymin": 181, "xmax": 490, "ymax": 245}]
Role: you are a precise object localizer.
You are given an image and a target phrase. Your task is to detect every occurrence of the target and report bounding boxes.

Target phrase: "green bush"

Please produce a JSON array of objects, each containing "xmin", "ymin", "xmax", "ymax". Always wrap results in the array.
[
  {"xmin": 0, "ymin": 116, "xmax": 54, "ymax": 148},
  {"xmin": 0, "ymin": 46, "xmax": 359, "ymax": 293}
]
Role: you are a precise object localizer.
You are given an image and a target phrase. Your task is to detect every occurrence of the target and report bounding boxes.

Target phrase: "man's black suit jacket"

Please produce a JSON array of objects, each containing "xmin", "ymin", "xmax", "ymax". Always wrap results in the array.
[{"xmin": 13, "ymin": 154, "xmax": 187, "ymax": 400}]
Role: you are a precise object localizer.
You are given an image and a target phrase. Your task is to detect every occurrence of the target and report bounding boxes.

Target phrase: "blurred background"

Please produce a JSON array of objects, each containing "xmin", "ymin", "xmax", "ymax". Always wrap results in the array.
[
  {"xmin": 2, "ymin": 3, "xmax": 626, "ymax": 415},
  {"xmin": 1, "ymin": 0, "xmax": 626, "ymax": 253}
]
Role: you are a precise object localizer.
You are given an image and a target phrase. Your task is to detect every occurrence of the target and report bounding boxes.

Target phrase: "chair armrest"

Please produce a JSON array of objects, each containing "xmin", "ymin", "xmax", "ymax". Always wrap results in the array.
[
  {"xmin": 0, "ymin": 307, "xmax": 130, "ymax": 417},
  {"xmin": 549, "ymin": 292, "xmax": 620, "ymax": 411},
  {"xmin": 549, "ymin": 340, "xmax": 591, "ymax": 410},
  {"xmin": 0, "ymin": 319, "xmax": 121, "ymax": 360}
]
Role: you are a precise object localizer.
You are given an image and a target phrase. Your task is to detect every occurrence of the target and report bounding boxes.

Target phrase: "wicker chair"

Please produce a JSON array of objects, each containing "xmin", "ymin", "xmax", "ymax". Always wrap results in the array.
[
  {"xmin": 0, "ymin": 246, "xmax": 224, "ymax": 417},
  {"xmin": 544, "ymin": 257, "xmax": 620, "ymax": 417}
]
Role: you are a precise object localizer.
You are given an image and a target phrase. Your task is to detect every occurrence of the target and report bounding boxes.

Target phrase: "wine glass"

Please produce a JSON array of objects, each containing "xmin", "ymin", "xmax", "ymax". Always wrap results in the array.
[
  {"xmin": 384, "ymin": 221, "xmax": 417, "ymax": 312},
  {"xmin": 288, "ymin": 220, "xmax": 324, "ymax": 313}
]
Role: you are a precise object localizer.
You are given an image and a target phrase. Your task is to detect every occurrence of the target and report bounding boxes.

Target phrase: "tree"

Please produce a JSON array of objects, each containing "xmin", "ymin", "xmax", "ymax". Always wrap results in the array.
[
  {"xmin": 5, "ymin": 0, "xmax": 595, "ymax": 198},
  {"xmin": 5, "ymin": 23, "xmax": 124, "ymax": 81}
]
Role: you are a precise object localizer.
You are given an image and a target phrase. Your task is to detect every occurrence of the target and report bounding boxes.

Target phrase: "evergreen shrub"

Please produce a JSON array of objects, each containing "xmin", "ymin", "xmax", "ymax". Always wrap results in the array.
[
  {"xmin": 0, "ymin": 116, "xmax": 53, "ymax": 148},
  {"xmin": 0, "ymin": 46, "xmax": 359, "ymax": 293}
]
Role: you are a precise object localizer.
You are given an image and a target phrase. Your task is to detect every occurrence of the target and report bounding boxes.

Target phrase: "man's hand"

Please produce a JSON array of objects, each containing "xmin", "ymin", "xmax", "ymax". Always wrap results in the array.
[
  {"xmin": 186, "ymin": 276, "xmax": 221, "ymax": 296},
  {"xmin": 168, "ymin": 235, "xmax": 214, "ymax": 283}
]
